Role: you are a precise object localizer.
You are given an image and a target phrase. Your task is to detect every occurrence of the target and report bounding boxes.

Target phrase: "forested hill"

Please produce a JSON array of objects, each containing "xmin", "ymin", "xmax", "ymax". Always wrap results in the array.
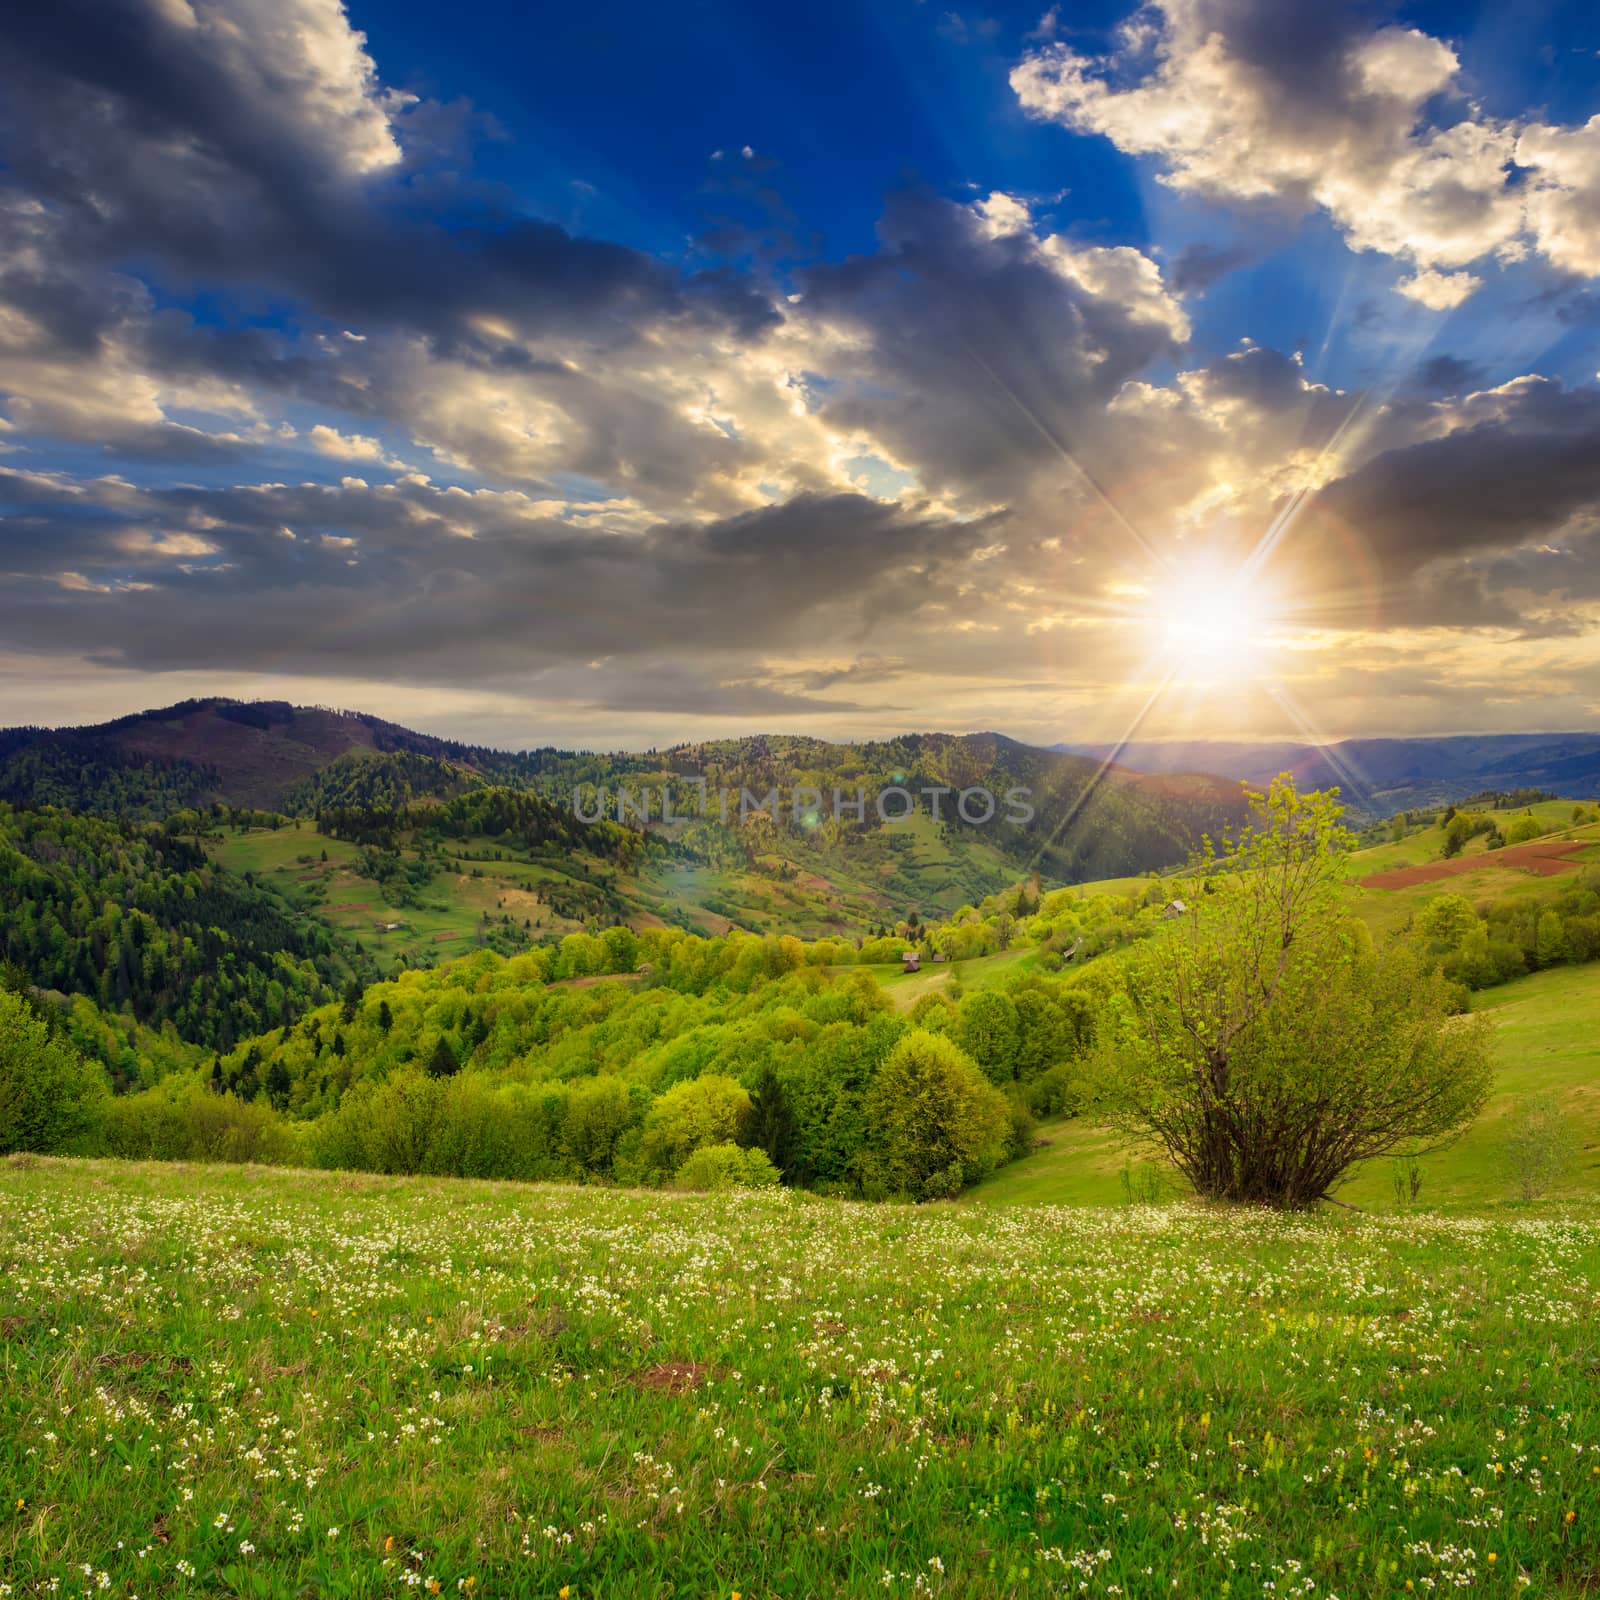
[
  {"xmin": 1, "ymin": 700, "xmax": 1251, "ymax": 882},
  {"xmin": 527, "ymin": 730, "xmax": 1251, "ymax": 885},
  {"xmin": 0, "ymin": 698, "xmax": 478, "ymax": 815},
  {"xmin": 0, "ymin": 803, "xmax": 358, "ymax": 1057}
]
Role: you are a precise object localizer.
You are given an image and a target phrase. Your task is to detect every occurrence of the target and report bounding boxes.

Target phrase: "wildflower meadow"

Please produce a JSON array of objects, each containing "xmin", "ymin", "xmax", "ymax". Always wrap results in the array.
[{"xmin": 2, "ymin": 1159, "xmax": 1597, "ymax": 1598}]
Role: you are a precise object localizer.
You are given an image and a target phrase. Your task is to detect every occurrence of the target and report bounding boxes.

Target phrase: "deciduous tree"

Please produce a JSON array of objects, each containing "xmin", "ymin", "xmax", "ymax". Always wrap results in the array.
[{"xmin": 1094, "ymin": 779, "xmax": 1494, "ymax": 1208}]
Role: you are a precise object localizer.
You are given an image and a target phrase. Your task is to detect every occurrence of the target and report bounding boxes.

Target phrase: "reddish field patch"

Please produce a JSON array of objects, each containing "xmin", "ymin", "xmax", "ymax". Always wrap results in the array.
[
  {"xmin": 1361, "ymin": 837, "xmax": 1592, "ymax": 889},
  {"xmin": 324, "ymin": 902, "xmax": 370, "ymax": 912}
]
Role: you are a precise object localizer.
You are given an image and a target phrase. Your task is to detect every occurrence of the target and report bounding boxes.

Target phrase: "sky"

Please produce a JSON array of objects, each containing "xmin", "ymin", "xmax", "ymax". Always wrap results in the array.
[{"xmin": 2, "ymin": 0, "xmax": 1600, "ymax": 752}]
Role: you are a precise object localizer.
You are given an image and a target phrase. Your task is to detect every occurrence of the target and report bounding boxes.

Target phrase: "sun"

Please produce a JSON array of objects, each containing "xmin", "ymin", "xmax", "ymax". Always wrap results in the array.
[{"xmin": 1146, "ymin": 565, "xmax": 1277, "ymax": 684}]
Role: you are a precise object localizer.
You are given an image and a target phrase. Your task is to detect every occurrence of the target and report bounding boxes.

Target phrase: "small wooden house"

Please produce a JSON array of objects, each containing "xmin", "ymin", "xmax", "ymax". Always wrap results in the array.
[
  {"xmin": 901, "ymin": 949, "xmax": 921, "ymax": 973},
  {"xmin": 1161, "ymin": 899, "xmax": 1189, "ymax": 919}
]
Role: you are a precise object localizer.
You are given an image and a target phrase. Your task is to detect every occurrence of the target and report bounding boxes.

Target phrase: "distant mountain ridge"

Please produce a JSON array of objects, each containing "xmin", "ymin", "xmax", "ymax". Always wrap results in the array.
[
  {"xmin": 0, "ymin": 698, "xmax": 1253, "ymax": 886},
  {"xmin": 1053, "ymin": 734, "xmax": 1600, "ymax": 814},
  {"xmin": 0, "ymin": 698, "xmax": 459, "ymax": 814}
]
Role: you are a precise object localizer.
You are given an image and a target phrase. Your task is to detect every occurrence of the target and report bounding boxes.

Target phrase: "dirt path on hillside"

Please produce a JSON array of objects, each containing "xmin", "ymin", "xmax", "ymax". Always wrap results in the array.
[{"xmin": 1360, "ymin": 838, "xmax": 1593, "ymax": 889}]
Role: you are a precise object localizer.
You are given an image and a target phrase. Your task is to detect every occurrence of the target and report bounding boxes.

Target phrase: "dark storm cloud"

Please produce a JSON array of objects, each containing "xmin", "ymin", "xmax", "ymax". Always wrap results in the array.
[
  {"xmin": 0, "ymin": 470, "xmax": 995, "ymax": 684},
  {"xmin": 1318, "ymin": 380, "xmax": 1600, "ymax": 573},
  {"xmin": 796, "ymin": 188, "xmax": 1189, "ymax": 502},
  {"xmin": 1305, "ymin": 379, "xmax": 1600, "ymax": 628},
  {"xmin": 0, "ymin": 0, "xmax": 776, "ymax": 350}
]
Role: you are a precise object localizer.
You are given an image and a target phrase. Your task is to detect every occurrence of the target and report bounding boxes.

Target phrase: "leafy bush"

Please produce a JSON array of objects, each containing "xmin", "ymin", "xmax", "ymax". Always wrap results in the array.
[
  {"xmin": 101, "ymin": 1081, "xmax": 303, "ymax": 1165},
  {"xmin": 674, "ymin": 1142, "xmax": 780, "ymax": 1191}
]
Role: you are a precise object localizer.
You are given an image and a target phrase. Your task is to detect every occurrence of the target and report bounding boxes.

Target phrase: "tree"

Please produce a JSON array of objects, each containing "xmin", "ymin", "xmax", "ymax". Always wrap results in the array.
[
  {"xmin": 0, "ymin": 988, "xmax": 108, "ymax": 1155},
  {"xmin": 426, "ymin": 1035, "xmax": 460, "ymax": 1079},
  {"xmin": 1415, "ymin": 894, "xmax": 1481, "ymax": 950},
  {"xmin": 639, "ymin": 1074, "xmax": 751, "ymax": 1175},
  {"xmin": 863, "ymin": 1029, "xmax": 1011, "ymax": 1200},
  {"xmin": 1093, "ymin": 778, "xmax": 1494, "ymax": 1208},
  {"xmin": 1535, "ymin": 910, "xmax": 1570, "ymax": 968},
  {"xmin": 739, "ymin": 1062, "xmax": 797, "ymax": 1178},
  {"xmin": 264, "ymin": 1058, "xmax": 292, "ymax": 1110},
  {"xmin": 957, "ymin": 990, "xmax": 1021, "ymax": 1082},
  {"xmin": 560, "ymin": 1075, "xmax": 635, "ymax": 1175},
  {"xmin": 1499, "ymin": 1093, "xmax": 1580, "ymax": 1199},
  {"xmin": 1442, "ymin": 812, "xmax": 1476, "ymax": 858}
]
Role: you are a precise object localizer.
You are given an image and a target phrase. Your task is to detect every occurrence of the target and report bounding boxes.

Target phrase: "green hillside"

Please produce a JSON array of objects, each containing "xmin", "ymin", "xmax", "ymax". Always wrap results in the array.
[{"xmin": 966, "ymin": 962, "xmax": 1600, "ymax": 1210}]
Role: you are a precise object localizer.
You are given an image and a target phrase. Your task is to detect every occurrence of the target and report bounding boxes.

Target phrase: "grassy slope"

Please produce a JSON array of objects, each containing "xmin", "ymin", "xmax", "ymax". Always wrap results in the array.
[
  {"xmin": 867, "ymin": 946, "xmax": 1045, "ymax": 1011},
  {"xmin": 204, "ymin": 811, "xmax": 1027, "ymax": 958},
  {"xmin": 1349, "ymin": 800, "xmax": 1600, "ymax": 877},
  {"xmin": 966, "ymin": 963, "xmax": 1600, "ymax": 1210},
  {"xmin": 210, "ymin": 824, "xmax": 604, "ymax": 965},
  {"xmin": 3, "ymin": 1160, "xmax": 1597, "ymax": 1599}
]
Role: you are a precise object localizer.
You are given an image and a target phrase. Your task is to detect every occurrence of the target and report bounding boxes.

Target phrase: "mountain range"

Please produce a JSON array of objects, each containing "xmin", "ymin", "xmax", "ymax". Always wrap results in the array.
[
  {"xmin": 1054, "ymin": 735, "xmax": 1600, "ymax": 815},
  {"xmin": 0, "ymin": 697, "xmax": 1249, "ymax": 893}
]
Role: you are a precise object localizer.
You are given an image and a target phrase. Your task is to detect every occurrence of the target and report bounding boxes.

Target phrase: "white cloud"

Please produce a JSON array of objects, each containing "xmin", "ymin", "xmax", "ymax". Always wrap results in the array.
[
  {"xmin": 1009, "ymin": 0, "xmax": 1600, "ymax": 298},
  {"xmin": 1517, "ymin": 115, "xmax": 1600, "ymax": 279},
  {"xmin": 308, "ymin": 424, "xmax": 386, "ymax": 461},
  {"xmin": 1395, "ymin": 268, "xmax": 1481, "ymax": 311}
]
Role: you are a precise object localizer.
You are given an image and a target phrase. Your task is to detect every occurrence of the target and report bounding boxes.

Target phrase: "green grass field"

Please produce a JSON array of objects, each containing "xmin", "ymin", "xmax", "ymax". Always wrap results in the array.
[
  {"xmin": 208, "ymin": 825, "xmax": 533, "ymax": 965},
  {"xmin": 967, "ymin": 963, "xmax": 1600, "ymax": 1211},
  {"xmin": 863, "ymin": 947, "xmax": 1046, "ymax": 1010},
  {"xmin": 3, "ymin": 1160, "xmax": 1597, "ymax": 1599},
  {"xmin": 205, "ymin": 820, "xmax": 971, "ymax": 957}
]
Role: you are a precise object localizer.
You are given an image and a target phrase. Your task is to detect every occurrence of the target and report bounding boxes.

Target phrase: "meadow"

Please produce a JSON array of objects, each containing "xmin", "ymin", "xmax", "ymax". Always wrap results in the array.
[
  {"xmin": 3, "ymin": 1160, "xmax": 1598, "ymax": 1599},
  {"xmin": 203, "ymin": 800, "xmax": 1049, "ymax": 969}
]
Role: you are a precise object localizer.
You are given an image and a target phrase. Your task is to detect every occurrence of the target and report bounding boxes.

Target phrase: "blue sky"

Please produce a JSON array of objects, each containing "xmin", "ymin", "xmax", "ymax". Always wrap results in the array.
[
  {"xmin": 346, "ymin": 0, "xmax": 1600, "ymax": 395},
  {"xmin": 2, "ymin": 0, "xmax": 1599, "ymax": 747}
]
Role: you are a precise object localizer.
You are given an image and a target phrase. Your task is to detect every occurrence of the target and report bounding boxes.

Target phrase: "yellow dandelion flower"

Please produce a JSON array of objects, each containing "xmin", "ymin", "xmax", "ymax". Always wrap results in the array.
[
  {"xmin": 1567, "ymin": 1510, "xmax": 1577, "ymax": 1524},
  {"xmin": 1487, "ymin": 1553, "xmax": 1497, "ymax": 1564},
  {"xmin": 559, "ymin": 1588, "xmax": 570, "ymax": 1599},
  {"xmin": 385, "ymin": 1536, "xmax": 395, "ymax": 1553}
]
